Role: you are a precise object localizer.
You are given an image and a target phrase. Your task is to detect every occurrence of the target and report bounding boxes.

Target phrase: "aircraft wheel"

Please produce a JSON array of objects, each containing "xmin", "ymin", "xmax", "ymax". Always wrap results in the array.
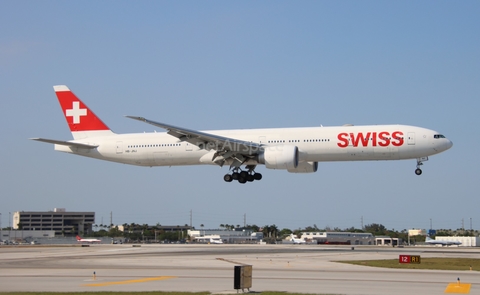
[
  {"xmin": 224, "ymin": 174, "xmax": 233, "ymax": 182},
  {"xmin": 254, "ymin": 173, "xmax": 262, "ymax": 180},
  {"xmin": 415, "ymin": 168, "xmax": 422, "ymax": 175},
  {"xmin": 247, "ymin": 174, "xmax": 254, "ymax": 182},
  {"xmin": 240, "ymin": 171, "xmax": 249, "ymax": 179},
  {"xmin": 238, "ymin": 177, "xmax": 247, "ymax": 184},
  {"xmin": 232, "ymin": 172, "xmax": 240, "ymax": 180}
]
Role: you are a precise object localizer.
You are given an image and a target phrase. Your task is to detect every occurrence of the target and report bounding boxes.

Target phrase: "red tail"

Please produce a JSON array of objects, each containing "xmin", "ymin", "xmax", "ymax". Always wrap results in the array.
[
  {"xmin": 54, "ymin": 85, "xmax": 110, "ymax": 132},
  {"xmin": 76, "ymin": 235, "xmax": 82, "ymax": 241}
]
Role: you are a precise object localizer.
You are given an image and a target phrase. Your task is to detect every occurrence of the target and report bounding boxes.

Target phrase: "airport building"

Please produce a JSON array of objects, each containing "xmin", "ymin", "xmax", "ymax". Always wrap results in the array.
[
  {"xmin": 375, "ymin": 236, "xmax": 403, "ymax": 246},
  {"xmin": 1, "ymin": 230, "xmax": 55, "ymax": 242},
  {"xmin": 434, "ymin": 236, "xmax": 480, "ymax": 247},
  {"xmin": 12, "ymin": 208, "xmax": 95, "ymax": 236},
  {"xmin": 188, "ymin": 228, "xmax": 263, "ymax": 243},
  {"xmin": 301, "ymin": 232, "xmax": 375, "ymax": 245},
  {"xmin": 117, "ymin": 225, "xmax": 191, "ymax": 233}
]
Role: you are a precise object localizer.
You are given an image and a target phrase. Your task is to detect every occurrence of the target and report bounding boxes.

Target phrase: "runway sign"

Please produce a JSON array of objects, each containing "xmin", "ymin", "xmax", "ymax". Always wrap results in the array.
[{"xmin": 399, "ymin": 255, "xmax": 421, "ymax": 264}]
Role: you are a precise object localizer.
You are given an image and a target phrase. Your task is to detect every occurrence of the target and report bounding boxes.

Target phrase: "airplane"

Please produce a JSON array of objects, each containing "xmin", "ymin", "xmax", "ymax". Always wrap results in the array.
[
  {"xmin": 425, "ymin": 237, "xmax": 461, "ymax": 246},
  {"xmin": 76, "ymin": 235, "xmax": 101, "ymax": 243},
  {"xmin": 209, "ymin": 237, "xmax": 224, "ymax": 244},
  {"xmin": 194, "ymin": 235, "xmax": 224, "ymax": 244},
  {"xmin": 31, "ymin": 85, "xmax": 453, "ymax": 183},
  {"xmin": 290, "ymin": 234, "xmax": 306, "ymax": 244}
]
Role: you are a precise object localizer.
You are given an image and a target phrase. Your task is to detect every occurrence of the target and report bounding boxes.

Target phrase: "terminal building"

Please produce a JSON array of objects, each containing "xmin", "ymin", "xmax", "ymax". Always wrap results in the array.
[
  {"xmin": 12, "ymin": 208, "xmax": 95, "ymax": 236},
  {"xmin": 300, "ymin": 232, "xmax": 375, "ymax": 245}
]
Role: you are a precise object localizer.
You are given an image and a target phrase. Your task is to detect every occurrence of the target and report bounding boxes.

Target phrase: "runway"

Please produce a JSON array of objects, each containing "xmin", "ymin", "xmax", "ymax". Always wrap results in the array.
[{"xmin": 0, "ymin": 244, "xmax": 478, "ymax": 294}]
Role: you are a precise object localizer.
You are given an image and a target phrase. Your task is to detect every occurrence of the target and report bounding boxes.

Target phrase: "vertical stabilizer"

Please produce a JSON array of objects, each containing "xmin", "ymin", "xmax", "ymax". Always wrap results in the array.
[{"xmin": 54, "ymin": 85, "xmax": 114, "ymax": 139}]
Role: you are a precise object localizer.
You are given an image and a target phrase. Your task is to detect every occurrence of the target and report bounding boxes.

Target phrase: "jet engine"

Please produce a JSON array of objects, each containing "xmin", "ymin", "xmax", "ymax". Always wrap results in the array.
[
  {"xmin": 258, "ymin": 145, "xmax": 298, "ymax": 170},
  {"xmin": 287, "ymin": 161, "xmax": 318, "ymax": 173}
]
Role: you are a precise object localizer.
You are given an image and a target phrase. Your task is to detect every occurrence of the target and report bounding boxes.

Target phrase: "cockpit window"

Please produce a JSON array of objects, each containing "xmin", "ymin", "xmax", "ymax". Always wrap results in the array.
[{"xmin": 434, "ymin": 134, "xmax": 446, "ymax": 139}]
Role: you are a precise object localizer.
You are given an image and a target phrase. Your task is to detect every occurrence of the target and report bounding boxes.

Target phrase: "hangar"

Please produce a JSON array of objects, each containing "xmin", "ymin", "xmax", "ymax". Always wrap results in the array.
[{"xmin": 434, "ymin": 236, "xmax": 480, "ymax": 247}]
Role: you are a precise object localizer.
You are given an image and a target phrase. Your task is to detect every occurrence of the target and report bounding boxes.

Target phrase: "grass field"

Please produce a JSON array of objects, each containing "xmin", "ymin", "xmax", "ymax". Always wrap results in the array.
[{"xmin": 337, "ymin": 257, "xmax": 480, "ymax": 271}]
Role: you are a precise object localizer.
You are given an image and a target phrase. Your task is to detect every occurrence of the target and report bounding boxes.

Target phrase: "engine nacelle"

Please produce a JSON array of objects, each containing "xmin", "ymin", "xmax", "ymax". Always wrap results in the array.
[
  {"xmin": 287, "ymin": 161, "xmax": 318, "ymax": 173},
  {"xmin": 258, "ymin": 145, "xmax": 298, "ymax": 170}
]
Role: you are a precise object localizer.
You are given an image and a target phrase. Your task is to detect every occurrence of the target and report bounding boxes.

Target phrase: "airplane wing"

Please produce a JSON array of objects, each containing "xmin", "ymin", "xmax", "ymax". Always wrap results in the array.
[
  {"xmin": 126, "ymin": 116, "xmax": 262, "ymax": 167},
  {"xmin": 30, "ymin": 138, "xmax": 99, "ymax": 149}
]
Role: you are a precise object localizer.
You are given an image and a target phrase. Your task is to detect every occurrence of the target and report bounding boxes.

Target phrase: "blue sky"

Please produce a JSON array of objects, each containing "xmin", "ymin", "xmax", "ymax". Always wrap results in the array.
[{"xmin": 1, "ymin": 1, "xmax": 479, "ymax": 232}]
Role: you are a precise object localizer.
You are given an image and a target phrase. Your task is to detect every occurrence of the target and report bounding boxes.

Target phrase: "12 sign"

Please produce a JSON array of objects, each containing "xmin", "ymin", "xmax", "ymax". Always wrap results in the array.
[{"xmin": 399, "ymin": 255, "xmax": 421, "ymax": 264}]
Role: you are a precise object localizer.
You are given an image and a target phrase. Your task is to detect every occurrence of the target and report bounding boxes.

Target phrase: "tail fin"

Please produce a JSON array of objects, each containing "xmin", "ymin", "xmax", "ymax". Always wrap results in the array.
[
  {"xmin": 54, "ymin": 85, "xmax": 114, "ymax": 140},
  {"xmin": 76, "ymin": 235, "xmax": 81, "ymax": 241}
]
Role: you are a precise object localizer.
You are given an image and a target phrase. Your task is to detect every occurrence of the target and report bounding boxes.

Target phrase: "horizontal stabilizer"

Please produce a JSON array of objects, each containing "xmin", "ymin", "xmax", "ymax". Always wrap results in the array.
[{"xmin": 30, "ymin": 138, "xmax": 98, "ymax": 149}]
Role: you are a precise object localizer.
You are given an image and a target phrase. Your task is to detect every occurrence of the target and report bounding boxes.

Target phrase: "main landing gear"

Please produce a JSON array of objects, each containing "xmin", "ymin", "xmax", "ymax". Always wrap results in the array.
[
  {"xmin": 415, "ymin": 157, "xmax": 428, "ymax": 175},
  {"xmin": 223, "ymin": 168, "xmax": 262, "ymax": 184}
]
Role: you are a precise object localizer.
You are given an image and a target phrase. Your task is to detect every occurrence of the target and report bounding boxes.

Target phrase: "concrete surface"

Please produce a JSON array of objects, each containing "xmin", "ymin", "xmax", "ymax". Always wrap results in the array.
[{"xmin": 0, "ymin": 244, "xmax": 479, "ymax": 294}]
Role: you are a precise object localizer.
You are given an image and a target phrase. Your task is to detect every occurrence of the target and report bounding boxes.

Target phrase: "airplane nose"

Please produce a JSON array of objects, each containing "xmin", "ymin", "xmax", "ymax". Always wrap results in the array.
[
  {"xmin": 440, "ymin": 139, "xmax": 453, "ymax": 151},
  {"xmin": 446, "ymin": 139, "xmax": 453, "ymax": 150}
]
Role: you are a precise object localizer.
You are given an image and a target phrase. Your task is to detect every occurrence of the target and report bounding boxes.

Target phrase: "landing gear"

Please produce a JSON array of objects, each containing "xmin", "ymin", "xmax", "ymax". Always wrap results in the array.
[
  {"xmin": 415, "ymin": 157, "xmax": 428, "ymax": 176},
  {"xmin": 223, "ymin": 167, "xmax": 262, "ymax": 183},
  {"xmin": 232, "ymin": 172, "xmax": 240, "ymax": 180},
  {"xmin": 223, "ymin": 174, "xmax": 233, "ymax": 182}
]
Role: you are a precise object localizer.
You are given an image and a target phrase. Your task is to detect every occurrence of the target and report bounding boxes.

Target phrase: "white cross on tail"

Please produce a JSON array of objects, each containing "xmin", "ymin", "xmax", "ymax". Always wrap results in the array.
[{"xmin": 66, "ymin": 101, "xmax": 87, "ymax": 124}]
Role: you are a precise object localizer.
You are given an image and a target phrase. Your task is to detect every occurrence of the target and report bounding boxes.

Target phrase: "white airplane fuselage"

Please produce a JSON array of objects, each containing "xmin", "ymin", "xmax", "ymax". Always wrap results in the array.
[{"xmin": 55, "ymin": 125, "xmax": 452, "ymax": 168}]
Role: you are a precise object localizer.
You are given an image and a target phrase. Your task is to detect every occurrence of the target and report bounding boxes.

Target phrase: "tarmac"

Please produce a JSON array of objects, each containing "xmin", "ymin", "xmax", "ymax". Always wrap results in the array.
[{"xmin": 0, "ymin": 243, "xmax": 479, "ymax": 294}]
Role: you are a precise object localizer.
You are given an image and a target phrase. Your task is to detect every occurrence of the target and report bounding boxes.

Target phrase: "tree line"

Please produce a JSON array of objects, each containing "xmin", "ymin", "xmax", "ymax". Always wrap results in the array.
[{"xmin": 83, "ymin": 222, "xmax": 479, "ymax": 243}]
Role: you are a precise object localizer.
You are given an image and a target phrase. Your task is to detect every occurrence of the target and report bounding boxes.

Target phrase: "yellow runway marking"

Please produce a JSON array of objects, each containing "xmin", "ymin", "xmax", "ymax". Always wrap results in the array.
[
  {"xmin": 83, "ymin": 276, "xmax": 176, "ymax": 287},
  {"xmin": 444, "ymin": 282, "xmax": 471, "ymax": 294}
]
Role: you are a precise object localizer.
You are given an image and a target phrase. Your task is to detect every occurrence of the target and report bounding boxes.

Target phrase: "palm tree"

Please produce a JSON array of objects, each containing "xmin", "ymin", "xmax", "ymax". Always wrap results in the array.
[
  {"xmin": 246, "ymin": 224, "xmax": 260, "ymax": 232},
  {"xmin": 270, "ymin": 224, "xmax": 279, "ymax": 238}
]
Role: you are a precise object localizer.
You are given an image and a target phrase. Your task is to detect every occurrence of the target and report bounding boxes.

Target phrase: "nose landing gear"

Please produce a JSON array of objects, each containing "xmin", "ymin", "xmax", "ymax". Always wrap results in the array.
[{"xmin": 415, "ymin": 157, "xmax": 428, "ymax": 175}]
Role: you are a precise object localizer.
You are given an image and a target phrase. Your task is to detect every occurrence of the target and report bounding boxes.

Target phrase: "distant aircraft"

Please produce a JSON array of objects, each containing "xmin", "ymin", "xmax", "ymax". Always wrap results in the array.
[
  {"xmin": 76, "ymin": 235, "xmax": 101, "ymax": 243},
  {"xmin": 209, "ymin": 237, "xmax": 224, "ymax": 244},
  {"xmin": 194, "ymin": 235, "xmax": 223, "ymax": 244},
  {"xmin": 32, "ymin": 85, "xmax": 453, "ymax": 183},
  {"xmin": 290, "ymin": 234, "xmax": 306, "ymax": 244},
  {"xmin": 425, "ymin": 237, "xmax": 461, "ymax": 246}
]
